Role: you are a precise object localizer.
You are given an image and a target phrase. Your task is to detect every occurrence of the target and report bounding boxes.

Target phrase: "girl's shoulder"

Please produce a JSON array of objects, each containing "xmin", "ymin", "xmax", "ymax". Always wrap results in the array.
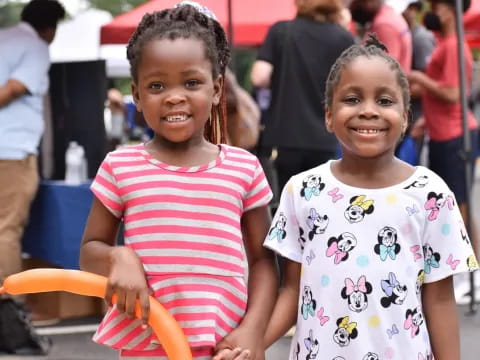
[
  {"xmin": 290, "ymin": 161, "xmax": 331, "ymax": 182},
  {"xmin": 221, "ymin": 144, "xmax": 262, "ymax": 163},
  {"xmin": 407, "ymin": 166, "xmax": 452, "ymax": 192},
  {"xmin": 106, "ymin": 144, "xmax": 145, "ymax": 158},
  {"xmin": 102, "ymin": 144, "xmax": 146, "ymax": 166}
]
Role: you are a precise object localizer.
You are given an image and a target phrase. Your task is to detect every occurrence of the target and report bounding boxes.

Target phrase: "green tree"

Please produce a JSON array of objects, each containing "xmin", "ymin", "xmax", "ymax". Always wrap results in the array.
[
  {"xmin": 0, "ymin": 1, "xmax": 23, "ymax": 28},
  {"xmin": 88, "ymin": 0, "xmax": 146, "ymax": 17}
]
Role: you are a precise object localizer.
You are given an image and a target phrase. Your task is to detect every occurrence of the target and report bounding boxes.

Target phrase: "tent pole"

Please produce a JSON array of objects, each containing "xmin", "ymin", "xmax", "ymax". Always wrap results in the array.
[
  {"xmin": 455, "ymin": 0, "xmax": 477, "ymax": 314},
  {"xmin": 227, "ymin": 0, "xmax": 235, "ymax": 71}
]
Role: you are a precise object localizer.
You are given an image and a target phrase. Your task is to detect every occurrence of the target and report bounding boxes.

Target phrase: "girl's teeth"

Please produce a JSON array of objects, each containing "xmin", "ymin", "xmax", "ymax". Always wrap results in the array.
[
  {"xmin": 356, "ymin": 129, "xmax": 379, "ymax": 134},
  {"xmin": 166, "ymin": 115, "xmax": 188, "ymax": 122}
]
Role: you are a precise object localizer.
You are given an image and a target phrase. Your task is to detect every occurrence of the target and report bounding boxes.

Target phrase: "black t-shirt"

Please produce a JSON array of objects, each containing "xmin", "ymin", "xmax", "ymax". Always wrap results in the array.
[{"xmin": 258, "ymin": 17, "xmax": 354, "ymax": 151}]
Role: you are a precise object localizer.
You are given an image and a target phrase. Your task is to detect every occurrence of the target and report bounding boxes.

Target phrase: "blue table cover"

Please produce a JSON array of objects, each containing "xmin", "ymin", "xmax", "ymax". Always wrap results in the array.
[{"xmin": 22, "ymin": 180, "xmax": 93, "ymax": 269}]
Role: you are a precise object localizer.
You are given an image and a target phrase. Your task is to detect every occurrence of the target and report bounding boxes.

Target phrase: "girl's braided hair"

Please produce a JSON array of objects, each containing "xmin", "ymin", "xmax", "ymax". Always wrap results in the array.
[
  {"xmin": 325, "ymin": 34, "xmax": 410, "ymax": 113},
  {"xmin": 126, "ymin": 4, "xmax": 231, "ymax": 144}
]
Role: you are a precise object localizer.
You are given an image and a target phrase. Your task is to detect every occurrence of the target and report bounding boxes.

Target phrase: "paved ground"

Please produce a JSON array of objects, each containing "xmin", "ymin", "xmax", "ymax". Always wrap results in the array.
[
  {"xmin": 1, "ymin": 302, "xmax": 479, "ymax": 360},
  {"xmin": 2, "ymin": 166, "xmax": 480, "ymax": 360}
]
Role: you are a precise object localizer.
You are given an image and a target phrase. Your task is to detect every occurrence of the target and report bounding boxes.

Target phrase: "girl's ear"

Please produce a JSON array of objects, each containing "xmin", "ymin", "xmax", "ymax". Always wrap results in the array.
[
  {"xmin": 212, "ymin": 74, "xmax": 223, "ymax": 106},
  {"xmin": 402, "ymin": 111, "xmax": 409, "ymax": 134},
  {"xmin": 325, "ymin": 107, "xmax": 334, "ymax": 133},
  {"xmin": 131, "ymin": 82, "xmax": 142, "ymax": 112}
]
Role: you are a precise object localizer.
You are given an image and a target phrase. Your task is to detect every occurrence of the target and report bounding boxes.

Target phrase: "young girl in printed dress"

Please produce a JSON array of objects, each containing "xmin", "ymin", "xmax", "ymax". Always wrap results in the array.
[
  {"xmin": 263, "ymin": 35, "xmax": 479, "ymax": 360},
  {"xmin": 80, "ymin": 2, "xmax": 278, "ymax": 359}
]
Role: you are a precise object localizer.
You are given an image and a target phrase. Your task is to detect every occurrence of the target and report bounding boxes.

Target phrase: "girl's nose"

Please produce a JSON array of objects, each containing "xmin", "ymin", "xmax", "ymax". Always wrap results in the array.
[
  {"xmin": 165, "ymin": 92, "xmax": 186, "ymax": 105},
  {"xmin": 359, "ymin": 100, "xmax": 379, "ymax": 119}
]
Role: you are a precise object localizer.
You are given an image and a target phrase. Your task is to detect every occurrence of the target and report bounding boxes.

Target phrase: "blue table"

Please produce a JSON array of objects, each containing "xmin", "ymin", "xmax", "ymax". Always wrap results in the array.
[{"xmin": 22, "ymin": 180, "xmax": 93, "ymax": 269}]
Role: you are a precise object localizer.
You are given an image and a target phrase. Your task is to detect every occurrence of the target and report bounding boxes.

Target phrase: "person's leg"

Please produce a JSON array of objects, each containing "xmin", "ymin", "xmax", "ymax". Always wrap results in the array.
[
  {"xmin": 0, "ymin": 156, "xmax": 39, "ymax": 284},
  {"xmin": 457, "ymin": 130, "xmax": 479, "ymax": 262},
  {"xmin": 429, "ymin": 133, "xmax": 479, "ymax": 302},
  {"xmin": 0, "ymin": 156, "xmax": 50, "ymax": 355}
]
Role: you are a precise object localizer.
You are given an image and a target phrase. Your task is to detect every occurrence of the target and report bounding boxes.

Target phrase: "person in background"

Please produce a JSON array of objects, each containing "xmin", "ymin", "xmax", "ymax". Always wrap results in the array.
[
  {"xmin": 350, "ymin": 0, "xmax": 412, "ymax": 72},
  {"xmin": 224, "ymin": 68, "xmax": 261, "ymax": 152},
  {"xmin": 106, "ymin": 88, "xmax": 127, "ymax": 150},
  {"xmin": 80, "ymin": 2, "xmax": 278, "ymax": 359},
  {"xmin": 251, "ymin": 0, "xmax": 355, "ymax": 193},
  {"xmin": 408, "ymin": 0, "xmax": 479, "ymax": 305},
  {"xmin": 0, "ymin": 0, "xmax": 65, "ymax": 355},
  {"xmin": 263, "ymin": 35, "xmax": 478, "ymax": 360},
  {"xmin": 402, "ymin": 1, "xmax": 435, "ymax": 155}
]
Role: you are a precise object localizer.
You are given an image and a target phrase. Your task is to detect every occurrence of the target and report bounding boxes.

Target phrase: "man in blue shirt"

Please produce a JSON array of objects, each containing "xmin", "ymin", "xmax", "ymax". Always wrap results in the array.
[{"xmin": 0, "ymin": 0, "xmax": 65, "ymax": 355}]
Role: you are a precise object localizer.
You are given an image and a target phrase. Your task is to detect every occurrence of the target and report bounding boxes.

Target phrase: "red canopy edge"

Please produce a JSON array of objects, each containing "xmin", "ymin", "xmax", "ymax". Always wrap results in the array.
[{"xmin": 100, "ymin": 0, "xmax": 296, "ymax": 47}]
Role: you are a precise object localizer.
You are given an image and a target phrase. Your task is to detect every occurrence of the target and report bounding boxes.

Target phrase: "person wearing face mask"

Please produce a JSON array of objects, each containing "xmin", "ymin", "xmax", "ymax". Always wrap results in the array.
[
  {"xmin": 349, "ymin": 0, "xmax": 412, "ymax": 72},
  {"xmin": 402, "ymin": 1, "xmax": 436, "ymax": 156},
  {"xmin": 408, "ymin": 0, "xmax": 479, "ymax": 305}
]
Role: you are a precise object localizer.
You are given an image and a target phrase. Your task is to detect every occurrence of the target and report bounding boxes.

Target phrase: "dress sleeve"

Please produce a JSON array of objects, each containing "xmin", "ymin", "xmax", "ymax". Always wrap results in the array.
[
  {"xmin": 90, "ymin": 154, "xmax": 124, "ymax": 218},
  {"xmin": 422, "ymin": 177, "xmax": 479, "ymax": 283},
  {"xmin": 263, "ymin": 178, "xmax": 303, "ymax": 263},
  {"xmin": 243, "ymin": 157, "xmax": 273, "ymax": 212}
]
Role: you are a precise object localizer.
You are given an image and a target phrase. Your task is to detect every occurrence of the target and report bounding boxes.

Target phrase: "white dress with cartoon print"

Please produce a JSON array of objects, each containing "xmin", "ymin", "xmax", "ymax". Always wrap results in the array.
[{"xmin": 264, "ymin": 161, "xmax": 478, "ymax": 360}]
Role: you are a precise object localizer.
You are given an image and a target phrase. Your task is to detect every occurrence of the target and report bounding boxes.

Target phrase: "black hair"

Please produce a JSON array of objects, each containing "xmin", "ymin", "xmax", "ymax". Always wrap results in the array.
[
  {"xmin": 126, "ymin": 5, "xmax": 231, "ymax": 144},
  {"xmin": 407, "ymin": 1, "xmax": 424, "ymax": 12},
  {"xmin": 21, "ymin": 0, "xmax": 66, "ymax": 32},
  {"xmin": 325, "ymin": 33, "xmax": 410, "ymax": 114},
  {"xmin": 432, "ymin": 0, "xmax": 471, "ymax": 13}
]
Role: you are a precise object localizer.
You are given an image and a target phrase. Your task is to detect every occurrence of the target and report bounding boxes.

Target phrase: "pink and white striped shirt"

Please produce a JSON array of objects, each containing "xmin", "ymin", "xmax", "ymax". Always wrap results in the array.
[{"xmin": 90, "ymin": 144, "xmax": 272, "ymax": 357}]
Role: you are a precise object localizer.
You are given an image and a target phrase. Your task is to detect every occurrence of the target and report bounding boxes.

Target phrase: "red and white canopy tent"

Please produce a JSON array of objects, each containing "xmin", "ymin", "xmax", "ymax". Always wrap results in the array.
[
  {"xmin": 465, "ymin": 0, "xmax": 480, "ymax": 48},
  {"xmin": 100, "ymin": 0, "xmax": 296, "ymax": 47}
]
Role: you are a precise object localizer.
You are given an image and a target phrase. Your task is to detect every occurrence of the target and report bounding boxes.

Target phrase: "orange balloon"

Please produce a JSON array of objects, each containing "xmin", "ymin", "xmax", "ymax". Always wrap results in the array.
[{"xmin": 0, "ymin": 269, "xmax": 192, "ymax": 360}]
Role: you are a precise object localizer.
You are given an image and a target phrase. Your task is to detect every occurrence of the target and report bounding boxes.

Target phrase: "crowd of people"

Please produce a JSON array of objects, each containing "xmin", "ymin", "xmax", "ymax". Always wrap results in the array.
[
  {"xmin": 0, "ymin": 0, "xmax": 479, "ymax": 359},
  {"xmin": 252, "ymin": 0, "xmax": 480, "ymax": 307}
]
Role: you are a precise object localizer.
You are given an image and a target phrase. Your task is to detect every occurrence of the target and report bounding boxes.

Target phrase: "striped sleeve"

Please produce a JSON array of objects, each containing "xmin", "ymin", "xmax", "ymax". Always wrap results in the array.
[
  {"xmin": 243, "ymin": 158, "xmax": 273, "ymax": 212},
  {"xmin": 90, "ymin": 154, "xmax": 124, "ymax": 218}
]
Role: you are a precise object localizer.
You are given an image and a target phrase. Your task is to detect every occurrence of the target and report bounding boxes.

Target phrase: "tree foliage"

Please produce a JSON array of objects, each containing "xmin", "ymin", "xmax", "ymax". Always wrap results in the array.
[{"xmin": 0, "ymin": 2, "xmax": 23, "ymax": 28}]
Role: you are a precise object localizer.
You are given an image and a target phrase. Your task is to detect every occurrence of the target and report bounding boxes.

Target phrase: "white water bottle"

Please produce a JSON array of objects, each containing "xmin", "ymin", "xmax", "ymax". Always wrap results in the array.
[{"xmin": 65, "ymin": 141, "xmax": 87, "ymax": 185}]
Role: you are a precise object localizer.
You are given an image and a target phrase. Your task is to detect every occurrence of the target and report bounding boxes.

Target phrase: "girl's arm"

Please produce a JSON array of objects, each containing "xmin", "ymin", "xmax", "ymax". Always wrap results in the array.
[
  {"xmin": 214, "ymin": 205, "xmax": 278, "ymax": 360},
  {"xmin": 422, "ymin": 276, "xmax": 460, "ymax": 360},
  {"xmin": 264, "ymin": 258, "xmax": 301, "ymax": 348},
  {"xmin": 240, "ymin": 205, "xmax": 279, "ymax": 334},
  {"xmin": 80, "ymin": 197, "xmax": 150, "ymax": 325}
]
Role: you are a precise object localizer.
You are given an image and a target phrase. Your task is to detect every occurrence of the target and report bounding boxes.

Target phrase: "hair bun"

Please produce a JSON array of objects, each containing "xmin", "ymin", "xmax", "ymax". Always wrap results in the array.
[{"xmin": 365, "ymin": 33, "xmax": 388, "ymax": 53}]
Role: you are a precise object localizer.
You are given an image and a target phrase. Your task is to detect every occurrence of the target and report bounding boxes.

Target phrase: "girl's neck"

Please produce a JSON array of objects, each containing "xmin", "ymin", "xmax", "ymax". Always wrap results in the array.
[
  {"xmin": 145, "ymin": 136, "xmax": 220, "ymax": 168},
  {"xmin": 332, "ymin": 155, "xmax": 415, "ymax": 189}
]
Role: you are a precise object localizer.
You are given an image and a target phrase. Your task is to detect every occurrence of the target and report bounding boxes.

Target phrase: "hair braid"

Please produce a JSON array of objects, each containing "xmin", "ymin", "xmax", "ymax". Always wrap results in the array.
[{"xmin": 126, "ymin": 4, "xmax": 231, "ymax": 144}]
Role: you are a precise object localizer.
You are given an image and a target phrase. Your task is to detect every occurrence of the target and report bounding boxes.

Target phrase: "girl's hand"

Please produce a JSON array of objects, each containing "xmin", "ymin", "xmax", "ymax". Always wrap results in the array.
[
  {"xmin": 213, "ymin": 347, "xmax": 251, "ymax": 360},
  {"xmin": 213, "ymin": 325, "xmax": 265, "ymax": 360},
  {"xmin": 105, "ymin": 246, "xmax": 151, "ymax": 326}
]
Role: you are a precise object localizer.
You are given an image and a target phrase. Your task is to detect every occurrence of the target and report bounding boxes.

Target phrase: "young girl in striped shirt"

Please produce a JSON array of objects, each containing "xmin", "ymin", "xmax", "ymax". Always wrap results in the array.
[{"xmin": 79, "ymin": 2, "xmax": 278, "ymax": 359}]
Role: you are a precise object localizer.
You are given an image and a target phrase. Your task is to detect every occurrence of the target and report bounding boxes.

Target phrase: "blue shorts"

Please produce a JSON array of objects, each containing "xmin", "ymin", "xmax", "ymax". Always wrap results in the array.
[{"xmin": 428, "ymin": 130, "xmax": 478, "ymax": 204}]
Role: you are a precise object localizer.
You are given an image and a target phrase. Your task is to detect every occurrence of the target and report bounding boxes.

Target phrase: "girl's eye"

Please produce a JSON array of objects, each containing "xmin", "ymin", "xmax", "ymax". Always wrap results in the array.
[
  {"xmin": 186, "ymin": 79, "xmax": 200, "ymax": 88},
  {"xmin": 149, "ymin": 83, "xmax": 164, "ymax": 91},
  {"xmin": 343, "ymin": 96, "xmax": 360, "ymax": 104},
  {"xmin": 377, "ymin": 97, "xmax": 394, "ymax": 106}
]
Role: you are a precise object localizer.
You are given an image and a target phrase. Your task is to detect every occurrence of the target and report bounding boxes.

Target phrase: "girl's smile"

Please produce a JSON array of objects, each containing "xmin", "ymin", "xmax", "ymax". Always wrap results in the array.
[
  {"xmin": 326, "ymin": 56, "xmax": 407, "ymax": 159},
  {"xmin": 132, "ymin": 37, "xmax": 222, "ymax": 146}
]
